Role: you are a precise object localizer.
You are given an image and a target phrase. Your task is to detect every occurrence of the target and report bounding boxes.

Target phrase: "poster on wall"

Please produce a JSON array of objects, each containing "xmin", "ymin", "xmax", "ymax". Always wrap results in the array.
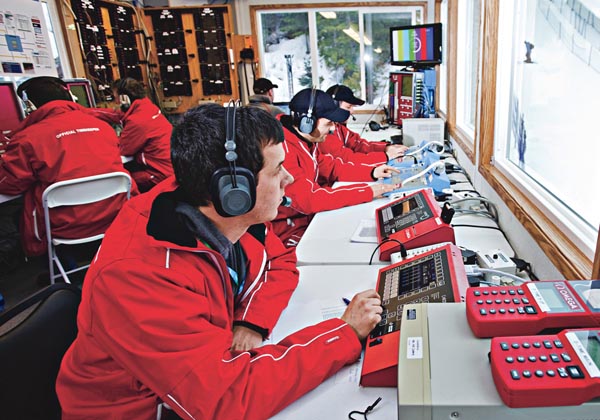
[{"xmin": 0, "ymin": 0, "xmax": 57, "ymax": 77}]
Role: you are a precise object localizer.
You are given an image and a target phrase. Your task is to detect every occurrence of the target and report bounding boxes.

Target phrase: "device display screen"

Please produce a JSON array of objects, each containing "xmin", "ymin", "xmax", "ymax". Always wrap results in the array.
[
  {"xmin": 401, "ymin": 75, "xmax": 413, "ymax": 97},
  {"xmin": 571, "ymin": 280, "xmax": 600, "ymax": 313},
  {"xmin": 377, "ymin": 191, "xmax": 434, "ymax": 238},
  {"xmin": 374, "ymin": 249, "xmax": 453, "ymax": 338},
  {"xmin": 570, "ymin": 331, "xmax": 600, "ymax": 375}
]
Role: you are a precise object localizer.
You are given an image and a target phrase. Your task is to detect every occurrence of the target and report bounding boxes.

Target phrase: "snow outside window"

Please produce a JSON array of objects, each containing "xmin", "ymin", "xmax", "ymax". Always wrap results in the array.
[{"xmin": 494, "ymin": 0, "xmax": 600, "ymax": 258}]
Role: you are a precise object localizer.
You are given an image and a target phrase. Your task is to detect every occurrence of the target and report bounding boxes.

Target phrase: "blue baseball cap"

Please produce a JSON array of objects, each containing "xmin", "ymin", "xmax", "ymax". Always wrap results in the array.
[{"xmin": 289, "ymin": 88, "xmax": 350, "ymax": 122}]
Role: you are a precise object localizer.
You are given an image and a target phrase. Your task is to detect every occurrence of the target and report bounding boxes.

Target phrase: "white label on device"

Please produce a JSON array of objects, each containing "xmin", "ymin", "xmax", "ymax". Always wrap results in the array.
[{"xmin": 407, "ymin": 337, "xmax": 423, "ymax": 359}]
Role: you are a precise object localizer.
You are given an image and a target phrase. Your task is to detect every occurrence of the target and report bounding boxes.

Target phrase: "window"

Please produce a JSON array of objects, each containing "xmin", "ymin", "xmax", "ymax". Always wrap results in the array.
[
  {"xmin": 455, "ymin": 0, "xmax": 481, "ymax": 136},
  {"xmin": 255, "ymin": 4, "xmax": 424, "ymax": 104},
  {"xmin": 478, "ymin": 0, "xmax": 599, "ymax": 278},
  {"xmin": 438, "ymin": 0, "xmax": 449, "ymax": 114}
]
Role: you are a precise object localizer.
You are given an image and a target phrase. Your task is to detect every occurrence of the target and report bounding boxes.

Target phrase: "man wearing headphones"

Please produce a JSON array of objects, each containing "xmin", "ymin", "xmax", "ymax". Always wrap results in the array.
[
  {"xmin": 57, "ymin": 104, "xmax": 383, "ymax": 419},
  {"xmin": 272, "ymin": 87, "xmax": 400, "ymax": 247},
  {"xmin": 89, "ymin": 78, "xmax": 173, "ymax": 192},
  {"xmin": 0, "ymin": 76, "xmax": 130, "ymax": 257},
  {"xmin": 321, "ymin": 84, "xmax": 408, "ymax": 165}
]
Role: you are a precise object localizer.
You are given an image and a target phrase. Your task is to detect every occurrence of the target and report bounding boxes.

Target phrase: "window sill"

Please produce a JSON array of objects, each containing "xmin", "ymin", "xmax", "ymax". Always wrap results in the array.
[{"xmin": 448, "ymin": 123, "xmax": 475, "ymax": 163}]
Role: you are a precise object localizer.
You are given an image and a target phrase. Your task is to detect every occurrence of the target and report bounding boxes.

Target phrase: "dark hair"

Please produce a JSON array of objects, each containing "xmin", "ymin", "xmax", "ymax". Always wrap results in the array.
[
  {"xmin": 17, "ymin": 76, "xmax": 72, "ymax": 108},
  {"xmin": 113, "ymin": 78, "xmax": 146, "ymax": 101},
  {"xmin": 171, "ymin": 104, "xmax": 284, "ymax": 206}
]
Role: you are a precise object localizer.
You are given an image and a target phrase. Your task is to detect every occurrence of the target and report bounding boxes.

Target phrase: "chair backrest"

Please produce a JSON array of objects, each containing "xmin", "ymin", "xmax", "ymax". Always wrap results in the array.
[
  {"xmin": 0, "ymin": 283, "xmax": 81, "ymax": 419},
  {"xmin": 42, "ymin": 171, "xmax": 132, "ymax": 209}
]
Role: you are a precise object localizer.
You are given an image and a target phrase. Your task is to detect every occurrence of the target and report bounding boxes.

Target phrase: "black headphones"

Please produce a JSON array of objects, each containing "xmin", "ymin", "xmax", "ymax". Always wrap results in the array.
[
  {"xmin": 297, "ymin": 87, "xmax": 317, "ymax": 134},
  {"xmin": 209, "ymin": 102, "xmax": 257, "ymax": 217},
  {"xmin": 330, "ymin": 85, "xmax": 341, "ymax": 107}
]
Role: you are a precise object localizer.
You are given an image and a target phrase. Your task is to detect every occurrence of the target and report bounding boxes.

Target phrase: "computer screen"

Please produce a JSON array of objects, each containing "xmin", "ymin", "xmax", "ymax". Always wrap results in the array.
[
  {"xmin": 273, "ymin": 102, "xmax": 290, "ymax": 115},
  {"xmin": 0, "ymin": 81, "xmax": 25, "ymax": 136},
  {"xmin": 64, "ymin": 79, "xmax": 96, "ymax": 108},
  {"xmin": 390, "ymin": 23, "xmax": 442, "ymax": 66}
]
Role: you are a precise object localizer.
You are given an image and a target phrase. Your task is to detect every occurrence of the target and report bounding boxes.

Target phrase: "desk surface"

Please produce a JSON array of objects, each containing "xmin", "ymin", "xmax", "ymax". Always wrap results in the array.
[
  {"xmin": 269, "ymin": 265, "xmax": 396, "ymax": 420},
  {"xmin": 346, "ymin": 124, "xmax": 402, "ymax": 143}
]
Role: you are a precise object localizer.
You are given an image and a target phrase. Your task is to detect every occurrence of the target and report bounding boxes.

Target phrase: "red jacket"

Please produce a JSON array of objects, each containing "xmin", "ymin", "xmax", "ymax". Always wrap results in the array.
[
  {"xmin": 272, "ymin": 116, "xmax": 375, "ymax": 246},
  {"xmin": 320, "ymin": 123, "xmax": 389, "ymax": 165},
  {"xmin": 89, "ymin": 98, "xmax": 173, "ymax": 191},
  {"xmin": 0, "ymin": 101, "xmax": 131, "ymax": 256},
  {"xmin": 56, "ymin": 177, "xmax": 361, "ymax": 419}
]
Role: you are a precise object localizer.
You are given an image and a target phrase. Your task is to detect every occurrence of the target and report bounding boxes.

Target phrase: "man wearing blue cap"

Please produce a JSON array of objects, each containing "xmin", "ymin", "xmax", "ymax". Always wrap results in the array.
[
  {"xmin": 272, "ymin": 87, "xmax": 400, "ymax": 247},
  {"xmin": 321, "ymin": 84, "xmax": 407, "ymax": 165}
]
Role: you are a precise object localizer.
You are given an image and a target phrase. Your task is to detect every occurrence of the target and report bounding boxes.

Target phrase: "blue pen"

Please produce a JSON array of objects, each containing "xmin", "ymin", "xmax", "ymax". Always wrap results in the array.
[{"xmin": 342, "ymin": 297, "xmax": 351, "ymax": 306}]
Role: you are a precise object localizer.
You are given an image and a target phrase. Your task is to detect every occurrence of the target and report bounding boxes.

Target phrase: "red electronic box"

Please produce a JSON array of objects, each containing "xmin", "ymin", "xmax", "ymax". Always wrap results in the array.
[
  {"xmin": 489, "ymin": 328, "xmax": 600, "ymax": 408},
  {"xmin": 466, "ymin": 280, "xmax": 600, "ymax": 338},
  {"xmin": 360, "ymin": 243, "xmax": 468, "ymax": 387},
  {"xmin": 375, "ymin": 189, "xmax": 455, "ymax": 261}
]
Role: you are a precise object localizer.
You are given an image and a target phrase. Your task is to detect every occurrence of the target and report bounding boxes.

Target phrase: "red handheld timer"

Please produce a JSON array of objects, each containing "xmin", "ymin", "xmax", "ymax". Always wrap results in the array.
[
  {"xmin": 375, "ymin": 189, "xmax": 455, "ymax": 261},
  {"xmin": 466, "ymin": 280, "xmax": 600, "ymax": 338},
  {"xmin": 490, "ymin": 328, "xmax": 600, "ymax": 408}
]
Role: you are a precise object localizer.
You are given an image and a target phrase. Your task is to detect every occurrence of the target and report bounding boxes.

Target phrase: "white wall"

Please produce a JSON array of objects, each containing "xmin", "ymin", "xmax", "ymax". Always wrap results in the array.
[{"xmin": 451, "ymin": 140, "xmax": 563, "ymax": 280}]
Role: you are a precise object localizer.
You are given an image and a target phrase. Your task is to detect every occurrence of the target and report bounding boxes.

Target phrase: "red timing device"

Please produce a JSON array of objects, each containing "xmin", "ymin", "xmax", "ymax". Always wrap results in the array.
[
  {"xmin": 466, "ymin": 280, "xmax": 600, "ymax": 338},
  {"xmin": 375, "ymin": 189, "xmax": 455, "ymax": 261},
  {"xmin": 489, "ymin": 328, "xmax": 600, "ymax": 408},
  {"xmin": 360, "ymin": 243, "xmax": 468, "ymax": 387}
]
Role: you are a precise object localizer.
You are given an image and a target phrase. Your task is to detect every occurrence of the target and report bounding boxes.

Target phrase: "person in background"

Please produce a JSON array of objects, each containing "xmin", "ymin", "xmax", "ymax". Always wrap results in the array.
[
  {"xmin": 273, "ymin": 88, "xmax": 400, "ymax": 247},
  {"xmin": 90, "ymin": 78, "xmax": 173, "ymax": 192},
  {"xmin": 248, "ymin": 77, "xmax": 285, "ymax": 116},
  {"xmin": 321, "ymin": 84, "xmax": 407, "ymax": 165},
  {"xmin": 0, "ymin": 76, "xmax": 131, "ymax": 257},
  {"xmin": 56, "ymin": 104, "xmax": 383, "ymax": 419}
]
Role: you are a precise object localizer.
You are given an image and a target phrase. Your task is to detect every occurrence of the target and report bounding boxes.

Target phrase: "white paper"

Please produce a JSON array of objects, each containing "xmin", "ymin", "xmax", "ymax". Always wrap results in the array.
[{"xmin": 350, "ymin": 218, "xmax": 378, "ymax": 243}]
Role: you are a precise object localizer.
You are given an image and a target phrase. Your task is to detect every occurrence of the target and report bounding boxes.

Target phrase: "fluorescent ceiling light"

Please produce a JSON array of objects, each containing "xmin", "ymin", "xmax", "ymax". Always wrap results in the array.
[
  {"xmin": 343, "ymin": 27, "xmax": 372, "ymax": 46},
  {"xmin": 319, "ymin": 11, "xmax": 337, "ymax": 19}
]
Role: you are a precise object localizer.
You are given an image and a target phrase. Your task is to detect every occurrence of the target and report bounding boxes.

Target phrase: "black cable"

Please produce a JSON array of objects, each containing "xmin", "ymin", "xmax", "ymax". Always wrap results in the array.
[
  {"xmin": 349, "ymin": 397, "xmax": 382, "ymax": 420},
  {"xmin": 369, "ymin": 238, "xmax": 407, "ymax": 265}
]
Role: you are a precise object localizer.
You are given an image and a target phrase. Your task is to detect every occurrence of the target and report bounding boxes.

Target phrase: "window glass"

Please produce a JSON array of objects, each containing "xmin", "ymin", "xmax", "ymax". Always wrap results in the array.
[
  {"xmin": 257, "ymin": 7, "xmax": 420, "ymax": 105},
  {"xmin": 258, "ymin": 12, "xmax": 310, "ymax": 102},
  {"xmin": 456, "ymin": 0, "xmax": 481, "ymax": 135},
  {"xmin": 496, "ymin": 0, "xmax": 600, "ymax": 239},
  {"xmin": 439, "ymin": 0, "xmax": 449, "ymax": 113}
]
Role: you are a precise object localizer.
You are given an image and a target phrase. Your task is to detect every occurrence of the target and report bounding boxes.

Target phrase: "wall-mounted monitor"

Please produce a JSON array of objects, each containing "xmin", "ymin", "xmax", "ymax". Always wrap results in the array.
[
  {"xmin": 0, "ymin": 81, "xmax": 25, "ymax": 136},
  {"xmin": 390, "ymin": 23, "xmax": 442, "ymax": 67},
  {"xmin": 64, "ymin": 78, "xmax": 96, "ymax": 108}
]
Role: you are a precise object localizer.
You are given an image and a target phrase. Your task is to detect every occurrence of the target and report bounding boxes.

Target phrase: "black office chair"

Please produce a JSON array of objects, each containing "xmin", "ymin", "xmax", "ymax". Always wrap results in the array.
[{"xmin": 0, "ymin": 283, "xmax": 81, "ymax": 419}]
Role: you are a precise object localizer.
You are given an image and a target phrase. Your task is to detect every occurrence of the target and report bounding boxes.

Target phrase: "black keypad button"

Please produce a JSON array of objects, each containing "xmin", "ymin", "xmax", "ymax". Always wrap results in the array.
[
  {"xmin": 554, "ymin": 340, "xmax": 563, "ymax": 348},
  {"xmin": 491, "ymin": 290, "xmax": 498, "ymax": 295},
  {"xmin": 524, "ymin": 306, "xmax": 537, "ymax": 314},
  {"xmin": 522, "ymin": 298, "xmax": 530, "ymax": 304},
  {"xmin": 517, "ymin": 307, "xmax": 525, "ymax": 314},
  {"xmin": 483, "ymin": 290, "xmax": 490, "ymax": 295},
  {"xmin": 489, "ymin": 309, "xmax": 497, "ymax": 314},
  {"xmin": 477, "ymin": 300, "xmax": 484, "ymax": 304},
  {"xmin": 511, "ymin": 343, "xmax": 520, "ymax": 349},
  {"xmin": 504, "ymin": 299, "xmax": 511, "ymax": 304},
  {"xmin": 508, "ymin": 308, "xmax": 516, "ymax": 314},
  {"xmin": 480, "ymin": 309, "xmax": 487, "ymax": 316},
  {"xmin": 500, "ymin": 290, "xmax": 507, "ymax": 295},
  {"xmin": 474, "ymin": 290, "xmax": 481, "ymax": 296},
  {"xmin": 509, "ymin": 290, "xmax": 516, "ymax": 295},
  {"xmin": 513, "ymin": 298, "xmax": 521, "ymax": 304},
  {"xmin": 528, "ymin": 355, "xmax": 537, "ymax": 362},
  {"xmin": 546, "ymin": 370, "xmax": 556, "ymax": 377},
  {"xmin": 517, "ymin": 356, "xmax": 526, "ymax": 363},
  {"xmin": 535, "ymin": 370, "xmax": 544, "ymax": 378},
  {"xmin": 486, "ymin": 300, "xmax": 493, "ymax": 304},
  {"xmin": 523, "ymin": 370, "xmax": 532, "ymax": 378},
  {"xmin": 517, "ymin": 289, "xmax": 525, "ymax": 295},
  {"xmin": 506, "ymin": 357, "xmax": 514, "ymax": 363},
  {"xmin": 567, "ymin": 366, "xmax": 585, "ymax": 379},
  {"xmin": 557, "ymin": 367, "xmax": 568, "ymax": 378},
  {"xmin": 550, "ymin": 354, "xmax": 560, "ymax": 362},
  {"xmin": 539, "ymin": 355, "xmax": 548, "ymax": 362},
  {"xmin": 561, "ymin": 353, "xmax": 572, "ymax": 362},
  {"xmin": 499, "ymin": 308, "xmax": 506, "ymax": 314},
  {"xmin": 543, "ymin": 340, "xmax": 553, "ymax": 349},
  {"xmin": 495, "ymin": 299, "xmax": 502, "ymax": 304},
  {"xmin": 522, "ymin": 342, "xmax": 531, "ymax": 348},
  {"xmin": 533, "ymin": 342, "xmax": 541, "ymax": 348},
  {"xmin": 510, "ymin": 370, "xmax": 520, "ymax": 380},
  {"xmin": 500, "ymin": 342, "xmax": 509, "ymax": 350}
]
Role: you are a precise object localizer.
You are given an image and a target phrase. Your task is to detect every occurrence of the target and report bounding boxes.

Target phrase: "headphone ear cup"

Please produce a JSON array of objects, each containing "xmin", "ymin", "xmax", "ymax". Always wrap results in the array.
[
  {"xmin": 298, "ymin": 114, "xmax": 315, "ymax": 134},
  {"xmin": 210, "ymin": 167, "xmax": 256, "ymax": 217}
]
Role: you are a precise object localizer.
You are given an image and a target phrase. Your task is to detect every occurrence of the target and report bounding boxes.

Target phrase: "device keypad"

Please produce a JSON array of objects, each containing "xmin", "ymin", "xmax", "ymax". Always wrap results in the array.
[{"xmin": 495, "ymin": 337, "xmax": 585, "ymax": 383}]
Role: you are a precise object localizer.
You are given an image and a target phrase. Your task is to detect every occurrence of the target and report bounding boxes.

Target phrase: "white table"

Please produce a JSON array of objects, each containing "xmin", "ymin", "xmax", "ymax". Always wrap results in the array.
[
  {"xmin": 295, "ymin": 197, "xmax": 390, "ymax": 266},
  {"xmin": 269, "ymin": 265, "xmax": 396, "ymax": 420}
]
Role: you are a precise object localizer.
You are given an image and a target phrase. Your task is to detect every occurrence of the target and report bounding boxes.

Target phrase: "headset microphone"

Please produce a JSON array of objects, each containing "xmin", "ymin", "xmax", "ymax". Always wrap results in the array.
[
  {"xmin": 351, "ymin": 114, "xmax": 357, "ymax": 121},
  {"xmin": 281, "ymin": 196, "xmax": 292, "ymax": 207}
]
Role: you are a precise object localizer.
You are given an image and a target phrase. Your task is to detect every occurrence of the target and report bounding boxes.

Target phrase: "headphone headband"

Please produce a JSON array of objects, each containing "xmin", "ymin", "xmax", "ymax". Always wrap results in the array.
[{"xmin": 306, "ymin": 87, "xmax": 317, "ymax": 119}]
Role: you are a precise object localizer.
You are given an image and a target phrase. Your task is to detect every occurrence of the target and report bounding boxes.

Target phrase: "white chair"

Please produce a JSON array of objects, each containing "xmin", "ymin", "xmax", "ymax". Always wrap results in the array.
[{"xmin": 42, "ymin": 172, "xmax": 132, "ymax": 284}]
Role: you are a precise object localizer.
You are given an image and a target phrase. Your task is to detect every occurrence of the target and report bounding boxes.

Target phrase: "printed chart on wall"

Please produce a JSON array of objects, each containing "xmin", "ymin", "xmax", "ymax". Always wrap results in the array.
[{"xmin": 0, "ymin": 0, "xmax": 57, "ymax": 77}]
